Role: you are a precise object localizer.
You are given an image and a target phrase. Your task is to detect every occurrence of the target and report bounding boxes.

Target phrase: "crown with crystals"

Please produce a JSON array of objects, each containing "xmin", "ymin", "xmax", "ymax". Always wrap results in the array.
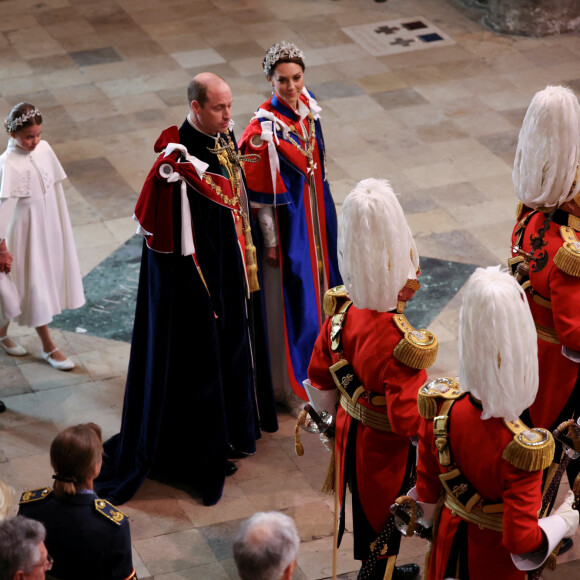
[
  {"xmin": 263, "ymin": 41, "xmax": 305, "ymax": 77},
  {"xmin": 4, "ymin": 108, "xmax": 42, "ymax": 133}
]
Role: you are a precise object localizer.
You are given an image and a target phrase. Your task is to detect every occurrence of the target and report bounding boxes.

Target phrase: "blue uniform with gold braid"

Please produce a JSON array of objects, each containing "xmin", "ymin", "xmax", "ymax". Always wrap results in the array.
[{"xmin": 18, "ymin": 487, "xmax": 135, "ymax": 580}]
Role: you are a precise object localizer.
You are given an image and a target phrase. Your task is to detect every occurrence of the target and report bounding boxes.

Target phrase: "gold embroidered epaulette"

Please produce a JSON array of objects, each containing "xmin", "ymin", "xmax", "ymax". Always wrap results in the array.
[
  {"xmin": 94, "ymin": 498, "xmax": 128, "ymax": 526},
  {"xmin": 515, "ymin": 201, "xmax": 525, "ymax": 221},
  {"xmin": 323, "ymin": 285, "xmax": 351, "ymax": 317},
  {"xmin": 19, "ymin": 487, "xmax": 52, "ymax": 504},
  {"xmin": 392, "ymin": 314, "xmax": 438, "ymax": 370},
  {"xmin": 417, "ymin": 377, "xmax": 463, "ymax": 419},
  {"xmin": 554, "ymin": 226, "xmax": 580, "ymax": 277},
  {"xmin": 502, "ymin": 419, "xmax": 554, "ymax": 472}
]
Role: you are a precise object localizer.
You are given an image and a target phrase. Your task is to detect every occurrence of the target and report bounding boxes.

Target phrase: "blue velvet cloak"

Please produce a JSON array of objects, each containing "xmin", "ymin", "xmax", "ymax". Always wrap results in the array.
[{"xmin": 96, "ymin": 121, "xmax": 277, "ymax": 507}]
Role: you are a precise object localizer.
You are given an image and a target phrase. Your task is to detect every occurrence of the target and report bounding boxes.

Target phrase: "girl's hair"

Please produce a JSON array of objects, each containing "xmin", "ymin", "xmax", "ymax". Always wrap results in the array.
[
  {"xmin": 50, "ymin": 423, "xmax": 103, "ymax": 498},
  {"xmin": 4, "ymin": 102, "xmax": 42, "ymax": 134}
]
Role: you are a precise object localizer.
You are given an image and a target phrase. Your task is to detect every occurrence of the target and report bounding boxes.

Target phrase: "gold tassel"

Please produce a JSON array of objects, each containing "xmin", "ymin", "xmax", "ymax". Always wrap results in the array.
[
  {"xmin": 321, "ymin": 446, "xmax": 336, "ymax": 495},
  {"xmin": 294, "ymin": 409, "xmax": 307, "ymax": 456},
  {"xmin": 244, "ymin": 229, "xmax": 260, "ymax": 292},
  {"xmin": 546, "ymin": 545, "xmax": 559, "ymax": 571}
]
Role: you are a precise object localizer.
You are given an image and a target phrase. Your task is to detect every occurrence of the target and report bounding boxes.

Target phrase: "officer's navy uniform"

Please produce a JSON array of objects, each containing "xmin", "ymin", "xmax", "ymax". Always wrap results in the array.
[{"xmin": 18, "ymin": 487, "xmax": 135, "ymax": 580}]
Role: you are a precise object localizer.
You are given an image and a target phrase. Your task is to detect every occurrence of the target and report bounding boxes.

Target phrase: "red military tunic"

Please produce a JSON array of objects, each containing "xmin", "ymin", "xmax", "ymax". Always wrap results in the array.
[
  {"xmin": 417, "ymin": 389, "xmax": 550, "ymax": 580},
  {"xmin": 510, "ymin": 207, "xmax": 580, "ymax": 431},
  {"xmin": 308, "ymin": 299, "xmax": 435, "ymax": 560}
]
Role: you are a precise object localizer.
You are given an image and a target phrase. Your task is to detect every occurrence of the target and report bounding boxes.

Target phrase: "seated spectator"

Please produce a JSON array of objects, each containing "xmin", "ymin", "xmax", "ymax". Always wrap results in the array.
[
  {"xmin": 18, "ymin": 423, "xmax": 135, "ymax": 580},
  {"xmin": 0, "ymin": 515, "xmax": 50, "ymax": 580},
  {"xmin": 233, "ymin": 511, "xmax": 300, "ymax": 580}
]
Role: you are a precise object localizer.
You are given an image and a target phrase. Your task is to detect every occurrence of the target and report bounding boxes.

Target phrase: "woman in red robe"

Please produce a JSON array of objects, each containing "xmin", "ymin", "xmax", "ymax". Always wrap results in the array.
[{"xmin": 239, "ymin": 41, "xmax": 342, "ymax": 415}]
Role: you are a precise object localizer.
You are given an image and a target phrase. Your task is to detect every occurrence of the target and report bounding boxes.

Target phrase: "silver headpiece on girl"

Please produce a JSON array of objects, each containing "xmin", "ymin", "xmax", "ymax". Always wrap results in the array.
[
  {"xmin": 4, "ymin": 108, "xmax": 42, "ymax": 133},
  {"xmin": 263, "ymin": 41, "xmax": 305, "ymax": 77}
]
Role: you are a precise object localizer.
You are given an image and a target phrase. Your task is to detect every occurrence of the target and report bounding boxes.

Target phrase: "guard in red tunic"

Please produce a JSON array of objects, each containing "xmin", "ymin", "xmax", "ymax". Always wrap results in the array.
[
  {"xmin": 412, "ymin": 267, "xmax": 578, "ymax": 580},
  {"xmin": 306, "ymin": 178, "xmax": 438, "ymax": 580},
  {"xmin": 508, "ymin": 85, "xmax": 580, "ymax": 488}
]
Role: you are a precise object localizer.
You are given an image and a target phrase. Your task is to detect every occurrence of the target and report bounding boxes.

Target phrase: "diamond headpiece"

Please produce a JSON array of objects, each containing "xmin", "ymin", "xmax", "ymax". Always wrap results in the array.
[
  {"xmin": 4, "ymin": 108, "xmax": 42, "ymax": 133},
  {"xmin": 263, "ymin": 41, "xmax": 305, "ymax": 77}
]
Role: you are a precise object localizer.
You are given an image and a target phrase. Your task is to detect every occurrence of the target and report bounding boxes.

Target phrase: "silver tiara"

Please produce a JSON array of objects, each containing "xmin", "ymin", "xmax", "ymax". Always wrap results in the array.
[
  {"xmin": 263, "ymin": 41, "xmax": 304, "ymax": 77},
  {"xmin": 4, "ymin": 108, "xmax": 41, "ymax": 133}
]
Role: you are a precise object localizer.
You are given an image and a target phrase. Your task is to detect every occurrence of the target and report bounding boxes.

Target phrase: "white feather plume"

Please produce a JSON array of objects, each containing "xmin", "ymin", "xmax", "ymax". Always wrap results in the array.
[
  {"xmin": 514, "ymin": 85, "xmax": 580, "ymax": 208},
  {"xmin": 458, "ymin": 266, "xmax": 538, "ymax": 421},
  {"xmin": 337, "ymin": 178, "xmax": 418, "ymax": 312}
]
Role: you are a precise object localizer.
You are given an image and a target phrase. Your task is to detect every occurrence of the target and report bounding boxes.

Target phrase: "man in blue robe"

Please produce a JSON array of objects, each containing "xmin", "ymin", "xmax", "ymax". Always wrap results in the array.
[{"xmin": 96, "ymin": 73, "xmax": 278, "ymax": 507}]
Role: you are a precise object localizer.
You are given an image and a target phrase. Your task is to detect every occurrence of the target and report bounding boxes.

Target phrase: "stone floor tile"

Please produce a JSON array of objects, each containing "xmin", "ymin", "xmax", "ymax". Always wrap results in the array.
[
  {"xmin": 1, "ymin": 0, "xmax": 579, "ymax": 577},
  {"xmin": 132, "ymin": 528, "xmax": 217, "ymax": 575}
]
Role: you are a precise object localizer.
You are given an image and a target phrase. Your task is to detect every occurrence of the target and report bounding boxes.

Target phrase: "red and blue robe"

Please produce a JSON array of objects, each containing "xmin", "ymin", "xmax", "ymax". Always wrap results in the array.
[{"xmin": 239, "ymin": 91, "xmax": 342, "ymax": 400}]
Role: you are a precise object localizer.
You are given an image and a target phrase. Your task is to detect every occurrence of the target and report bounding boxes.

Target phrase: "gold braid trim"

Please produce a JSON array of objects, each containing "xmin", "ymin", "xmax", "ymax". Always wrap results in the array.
[
  {"xmin": 340, "ymin": 395, "xmax": 392, "ymax": 432},
  {"xmin": 443, "ymin": 493, "xmax": 503, "ymax": 532},
  {"xmin": 323, "ymin": 285, "xmax": 350, "ymax": 317},
  {"xmin": 515, "ymin": 201, "xmax": 524, "ymax": 221},
  {"xmin": 535, "ymin": 322, "xmax": 560, "ymax": 344},
  {"xmin": 417, "ymin": 378, "xmax": 463, "ymax": 419},
  {"xmin": 502, "ymin": 419, "xmax": 554, "ymax": 472},
  {"xmin": 393, "ymin": 314, "xmax": 438, "ymax": 370}
]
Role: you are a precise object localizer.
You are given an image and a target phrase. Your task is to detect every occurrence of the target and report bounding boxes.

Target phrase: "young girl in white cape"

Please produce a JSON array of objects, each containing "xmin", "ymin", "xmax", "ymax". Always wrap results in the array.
[{"xmin": 0, "ymin": 103, "xmax": 85, "ymax": 370}]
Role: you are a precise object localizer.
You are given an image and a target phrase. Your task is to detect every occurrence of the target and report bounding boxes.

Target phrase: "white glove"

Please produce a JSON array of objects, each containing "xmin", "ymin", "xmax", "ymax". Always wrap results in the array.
[{"xmin": 553, "ymin": 490, "xmax": 579, "ymax": 538}]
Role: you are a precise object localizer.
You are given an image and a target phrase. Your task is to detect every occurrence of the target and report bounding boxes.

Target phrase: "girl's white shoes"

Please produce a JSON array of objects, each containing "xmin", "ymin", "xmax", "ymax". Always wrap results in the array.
[
  {"xmin": 42, "ymin": 348, "xmax": 74, "ymax": 371},
  {"xmin": 0, "ymin": 335, "xmax": 27, "ymax": 356}
]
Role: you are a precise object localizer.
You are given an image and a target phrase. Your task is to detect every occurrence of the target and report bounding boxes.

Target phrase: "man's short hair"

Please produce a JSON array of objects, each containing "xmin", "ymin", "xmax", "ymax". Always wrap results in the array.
[
  {"xmin": 0, "ymin": 516, "xmax": 46, "ymax": 580},
  {"xmin": 187, "ymin": 77, "xmax": 208, "ymax": 107},
  {"xmin": 233, "ymin": 511, "xmax": 299, "ymax": 580}
]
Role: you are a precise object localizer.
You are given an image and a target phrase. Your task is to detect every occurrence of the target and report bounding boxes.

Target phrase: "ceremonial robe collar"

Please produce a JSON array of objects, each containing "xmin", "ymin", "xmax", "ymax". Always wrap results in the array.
[
  {"xmin": 185, "ymin": 114, "xmax": 235, "ymax": 145},
  {"xmin": 271, "ymin": 94, "xmax": 310, "ymax": 122},
  {"xmin": 0, "ymin": 139, "xmax": 66, "ymax": 200}
]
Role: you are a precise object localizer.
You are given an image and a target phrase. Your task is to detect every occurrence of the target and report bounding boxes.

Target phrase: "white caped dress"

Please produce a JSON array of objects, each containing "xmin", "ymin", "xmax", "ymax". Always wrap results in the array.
[{"xmin": 0, "ymin": 138, "xmax": 85, "ymax": 328}]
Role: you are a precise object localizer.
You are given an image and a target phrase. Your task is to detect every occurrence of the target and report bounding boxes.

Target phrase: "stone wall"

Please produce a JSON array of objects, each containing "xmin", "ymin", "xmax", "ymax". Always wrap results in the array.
[{"xmin": 452, "ymin": 0, "xmax": 580, "ymax": 36}]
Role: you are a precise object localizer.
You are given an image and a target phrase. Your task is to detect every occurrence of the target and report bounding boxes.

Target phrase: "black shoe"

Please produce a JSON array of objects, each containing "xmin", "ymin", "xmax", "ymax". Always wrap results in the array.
[
  {"xmin": 0, "ymin": 401, "xmax": 5, "ymax": 413},
  {"xmin": 229, "ymin": 446, "xmax": 255, "ymax": 459},
  {"xmin": 226, "ymin": 461, "xmax": 238, "ymax": 476},
  {"xmin": 393, "ymin": 563, "xmax": 420, "ymax": 580},
  {"xmin": 559, "ymin": 537, "xmax": 574, "ymax": 555}
]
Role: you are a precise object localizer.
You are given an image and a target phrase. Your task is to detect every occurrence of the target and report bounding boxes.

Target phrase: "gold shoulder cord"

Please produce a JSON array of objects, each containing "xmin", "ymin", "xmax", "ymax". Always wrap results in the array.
[
  {"xmin": 207, "ymin": 133, "xmax": 261, "ymax": 292},
  {"xmin": 417, "ymin": 377, "xmax": 463, "ymax": 419},
  {"xmin": 502, "ymin": 419, "xmax": 554, "ymax": 472},
  {"xmin": 392, "ymin": 314, "xmax": 438, "ymax": 370},
  {"xmin": 554, "ymin": 226, "xmax": 580, "ymax": 277}
]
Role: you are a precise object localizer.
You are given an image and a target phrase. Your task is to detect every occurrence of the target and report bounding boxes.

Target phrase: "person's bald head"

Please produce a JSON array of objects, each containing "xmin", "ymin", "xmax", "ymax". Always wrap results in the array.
[{"xmin": 187, "ymin": 73, "xmax": 233, "ymax": 135}]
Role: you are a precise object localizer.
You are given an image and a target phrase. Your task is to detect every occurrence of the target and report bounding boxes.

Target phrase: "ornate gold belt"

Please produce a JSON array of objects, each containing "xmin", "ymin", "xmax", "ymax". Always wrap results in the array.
[
  {"xmin": 444, "ymin": 492, "xmax": 503, "ymax": 532},
  {"xmin": 535, "ymin": 322, "xmax": 560, "ymax": 344},
  {"xmin": 340, "ymin": 394, "xmax": 392, "ymax": 432}
]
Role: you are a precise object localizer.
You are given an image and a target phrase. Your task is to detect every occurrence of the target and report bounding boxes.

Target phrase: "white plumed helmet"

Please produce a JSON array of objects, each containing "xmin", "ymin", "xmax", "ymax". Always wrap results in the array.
[
  {"xmin": 514, "ymin": 85, "xmax": 580, "ymax": 209},
  {"xmin": 458, "ymin": 266, "xmax": 538, "ymax": 422},
  {"xmin": 337, "ymin": 178, "xmax": 419, "ymax": 312}
]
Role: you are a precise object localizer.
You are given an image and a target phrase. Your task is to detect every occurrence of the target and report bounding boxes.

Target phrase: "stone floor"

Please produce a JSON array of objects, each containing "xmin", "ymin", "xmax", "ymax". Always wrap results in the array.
[{"xmin": 1, "ymin": 0, "xmax": 580, "ymax": 577}]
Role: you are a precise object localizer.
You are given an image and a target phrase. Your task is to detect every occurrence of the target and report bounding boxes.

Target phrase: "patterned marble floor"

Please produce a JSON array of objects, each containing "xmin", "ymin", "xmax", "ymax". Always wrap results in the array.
[{"xmin": 1, "ymin": 0, "xmax": 580, "ymax": 577}]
